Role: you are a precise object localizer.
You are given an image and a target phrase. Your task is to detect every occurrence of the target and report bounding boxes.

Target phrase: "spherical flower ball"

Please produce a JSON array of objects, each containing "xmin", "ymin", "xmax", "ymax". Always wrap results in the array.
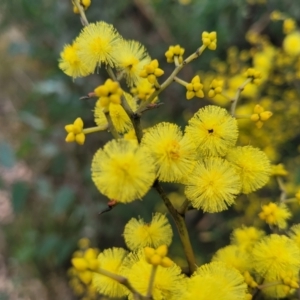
[
  {"xmin": 226, "ymin": 146, "xmax": 271, "ymax": 194},
  {"xmin": 113, "ymin": 39, "xmax": 151, "ymax": 87},
  {"xmin": 59, "ymin": 42, "xmax": 91, "ymax": 79},
  {"xmin": 251, "ymin": 234, "xmax": 300, "ymax": 280},
  {"xmin": 283, "ymin": 31, "xmax": 300, "ymax": 56},
  {"xmin": 93, "ymin": 248, "xmax": 128, "ymax": 298},
  {"xmin": 212, "ymin": 245, "xmax": 251, "ymax": 273},
  {"xmin": 184, "ymin": 157, "xmax": 241, "ymax": 213},
  {"xmin": 183, "ymin": 262, "xmax": 247, "ymax": 300},
  {"xmin": 231, "ymin": 226, "xmax": 265, "ymax": 251},
  {"xmin": 76, "ymin": 21, "xmax": 122, "ymax": 72},
  {"xmin": 123, "ymin": 213, "xmax": 173, "ymax": 251},
  {"xmin": 142, "ymin": 122, "xmax": 197, "ymax": 183},
  {"xmin": 91, "ymin": 139, "xmax": 156, "ymax": 203},
  {"xmin": 121, "ymin": 251, "xmax": 186, "ymax": 300},
  {"xmin": 185, "ymin": 105, "xmax": 238, "ymax": 157}
]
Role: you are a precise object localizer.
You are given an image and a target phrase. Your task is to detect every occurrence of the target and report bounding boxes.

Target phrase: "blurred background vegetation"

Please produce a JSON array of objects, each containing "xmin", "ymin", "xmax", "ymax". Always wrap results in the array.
[{"xmin": 0, "ymin": 0, "xmax": 300, "ymax": 299}]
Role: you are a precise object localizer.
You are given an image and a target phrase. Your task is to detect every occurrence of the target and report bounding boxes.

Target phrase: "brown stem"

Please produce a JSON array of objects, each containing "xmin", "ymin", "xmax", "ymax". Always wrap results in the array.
[{"xmin": 153, "ymin": 180, "xmax": 196, "ymax": 275}]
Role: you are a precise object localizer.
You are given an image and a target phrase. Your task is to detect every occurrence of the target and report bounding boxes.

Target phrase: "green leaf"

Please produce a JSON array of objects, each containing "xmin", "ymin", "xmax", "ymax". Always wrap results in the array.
[
  {"xmin": 52, "ymin": 185, "xmax": 75, "ymax": 215},
  {"xmin": 38, "ymin": 234, "xmax": 60, "ymax": 260},
  {"xmin": 11, "ymin": 181, "xmax": 30, "ymax": 213},
  {"xmin": 0, "ymin": 142, "xmax": 15, "ymax": 168}
]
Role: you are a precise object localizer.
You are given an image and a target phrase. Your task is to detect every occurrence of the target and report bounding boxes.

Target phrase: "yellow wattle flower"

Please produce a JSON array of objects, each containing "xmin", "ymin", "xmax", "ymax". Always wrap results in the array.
[
  {"xmin": 184, "ymin": 262, "xmax": 247, "ymax": 300},
  {"xmin": 76, "ymin": 21, "xmax": 122, "ymax": 71},
  {"xmin": 91, "ymin": 139, "xmax": 156, "ymax": 203},
  {"xmin": 185, "ymin": 105, "xmax": 238, "ymax": 157},
  {"xmin": 93, "ymin": 248, "xmax": 128, "ymax": 298},
  {"xmin": 113, "ymin": 39, "xmax": 151, "ymax": 87},
  {"xmin": 252, "ymin": 234, "xmax": 300, "ymax": 284},
  {"xmin": 142, "ymin": 122, "xmax": 197, "ymax": 183},
  {"xmin": 123, "ymin": 213, "xmax": 173, "ymax": 250},
  {"xmin": 184, "ymin": 157, "xmax": 241, "ymax": 213},
  {"xmin": 226, "ymin": 146, "xmax": 271, "ymax": 194},
  {"xmin": 59, "ymin": 42, "xmax": 91, "ymax": 79}
]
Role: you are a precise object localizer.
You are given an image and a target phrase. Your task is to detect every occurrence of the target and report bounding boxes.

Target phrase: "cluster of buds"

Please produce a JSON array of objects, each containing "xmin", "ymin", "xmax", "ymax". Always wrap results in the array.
[
  {"xmin": 140, "ymin": 59, "xmax": 164, "ymax": 84},
  {"xmin": 271, "ymin": 164, "xmax": 288, "ymax": 177},
  {"xmin": 165, "ymin": 45, "xmax": 185, "ymax": 64},
  {"xmin": 244, "ymin": 68, "xmax": 262, "ymax": 85},
  {"xmin": 208, "ymin": 79, "xmax": 223, "ymax": 98},
  {"xmin": 202, "ymin": 31, "xmax": 217, "ymax": 50},
  {"xmin": 131, "ymin": 80, "xmax": 156, "ymax": 102},
  {"xmin": 72, "ymin": 0, "xmax": 91, "ymax": 14},
  {"xmin": 258, "ymin": 202, "xmax": 290, "ymax": 228},
  {"xmin": 186, "ymin": 75, "xmax": 204, "ymax": 100},
  {"xmin": 68, "ymin": 238, "xmax": 99, "ymax": 298},
  {"xmin": 144, "ymin": 245, "xmax": 173, "ymax": 267},
  {"xmin": 65, "ymin": 118, "xmax": 85, "ymax": 145},
  {"xmin": 250, "ymin": 104, "xmax": 272, "ymax": 128},
  {"xmin": 280, "ymin": 271, "xmax": 299, "ymax": 290},
  {"xmin": 94, "ymin": 79, "xmax": 123, "ymax": 109}
]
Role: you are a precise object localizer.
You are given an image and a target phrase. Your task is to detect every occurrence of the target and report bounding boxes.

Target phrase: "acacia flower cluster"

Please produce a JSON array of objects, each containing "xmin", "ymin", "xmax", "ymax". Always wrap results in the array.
[{"xmin": 59, "ymin": 2, "xmax": 300, "ymax": 300}]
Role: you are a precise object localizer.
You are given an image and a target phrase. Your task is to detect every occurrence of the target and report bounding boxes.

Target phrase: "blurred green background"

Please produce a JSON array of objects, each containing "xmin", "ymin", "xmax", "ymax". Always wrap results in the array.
[{"xmin": 0, "ymin": 0, "xmax": 300, "ymax": 299}]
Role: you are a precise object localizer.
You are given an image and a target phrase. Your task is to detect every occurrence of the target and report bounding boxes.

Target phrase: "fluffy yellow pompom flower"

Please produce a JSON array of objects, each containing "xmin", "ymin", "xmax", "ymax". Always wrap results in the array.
[
  {"xmin": 183, "ymin": 262, "xmax": 247, "ymax": 300},
  {"xmin": 283, "ymin": 31, "xmax": 300, "ymax": 56},
  {"xmin": 141, "ymin": 122, "xmax": 197, "ymax": 182},
  {"xmin": 212, "ymin": 245, "xmax": 250, "ymax": 273},
  {"xmin": 59, "ymin": 42, "xmax": 91, "ymax": 79},
  {"xmin": 252, "ymin": 234, "xmax": 300, "ymax": 280},
  {"xmin": 91, "ymin": 139, "xmax": 156, "ymax": 203},
  {"xmin": 121, "ymin": 251, "xmax": 185, "ymax": 300},
  {"xmin": 185, "ymin": 105, "xmax": 238, "ymax": 157},
  {"xmin": 113, "ymin": 40, "xmax": 151, "ymax": 87},
  {"xmin": 123, "ymin": 213, "xmax": 173, "ymax": 251},
  {"xmin": 184, "ymin": 157, "xmax": 241, "ymax": 212},
  {"xmin": 93, "ymin": 248, "xmax": 128, "ymax": 298},
  {"xmin": 259, "ymin": 202, "xmax": 291, "ymax": 229},
  {"xmin": 231, "ymin": 226, "xmax": 265, "ymax": 251},
  {"xmin": 226, "ymin": 146, "xmax": 271, "ymax": 194},
  {"xmin": 76, "ymin": 22, "xmax": 121, "ymax": 72}
]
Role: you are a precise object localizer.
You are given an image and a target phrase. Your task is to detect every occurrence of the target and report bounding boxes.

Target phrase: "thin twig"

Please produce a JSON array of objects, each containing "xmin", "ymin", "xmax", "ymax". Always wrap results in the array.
[
  {"xmin": 230, "ymin": 78, "xmax": 252, "ymax": 116},
  {"xmin": 73, "ymin": 0, "xmax": 89, "ymax": 26},
  {"xmin": 104, "ymin": 111, "xmax": 120, "ymax": 139},
  {"xmin": 136, "ymin": 45, "xmax": 206, "ymax": 114},
  {"xmin": 276, "ymin": 177, "xmax": 287, "ymax": 202},
  {"xmin": 146, "ymin": 265, "xmax": 157, "ymax": 298}
]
